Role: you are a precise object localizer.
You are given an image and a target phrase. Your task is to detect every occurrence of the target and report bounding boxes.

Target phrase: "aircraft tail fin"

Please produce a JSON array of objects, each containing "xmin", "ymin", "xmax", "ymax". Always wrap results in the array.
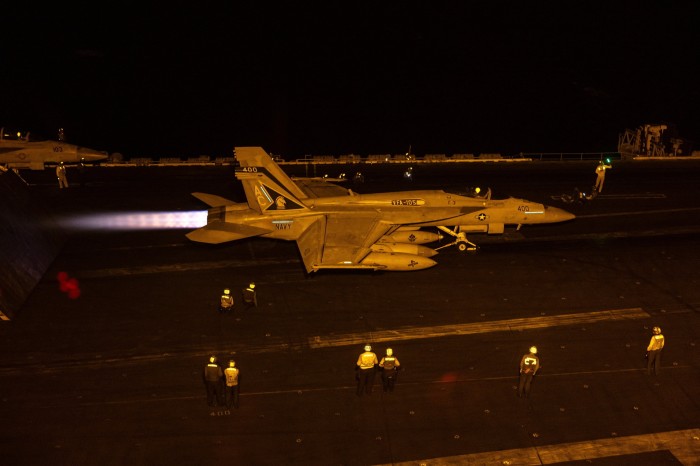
[{"xmin": 234, "ymin": 147, "xmax": 310, "ymax": 214}]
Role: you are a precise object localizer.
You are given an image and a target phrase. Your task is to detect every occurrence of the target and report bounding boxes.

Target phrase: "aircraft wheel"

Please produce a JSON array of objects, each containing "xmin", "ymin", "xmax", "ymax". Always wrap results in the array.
[{"xmin": 458, "ymin": 242, "xmax": 479, "ymax": 253}]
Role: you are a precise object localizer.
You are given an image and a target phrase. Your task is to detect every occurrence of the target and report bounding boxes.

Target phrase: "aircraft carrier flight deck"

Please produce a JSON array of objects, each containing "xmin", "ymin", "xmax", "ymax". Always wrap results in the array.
[{"xmin": 1, "ymin": 159, "xmax": 700, "ymax": 465}]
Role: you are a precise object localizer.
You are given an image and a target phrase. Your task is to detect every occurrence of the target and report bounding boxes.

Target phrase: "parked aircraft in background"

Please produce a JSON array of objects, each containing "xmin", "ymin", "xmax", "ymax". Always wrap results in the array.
[
  {"xmin": 0, "ymin": 127, "xmax": 108, "ymax": 170},
  {"xmin": 187, "ymin": 147, "xmax": 575, "ymax": 272}
]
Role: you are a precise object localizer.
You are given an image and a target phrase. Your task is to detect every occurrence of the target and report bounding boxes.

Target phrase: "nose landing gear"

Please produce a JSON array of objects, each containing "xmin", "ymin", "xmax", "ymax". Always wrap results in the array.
[{"xmin": 434, "ymin": 226, "xmax": 479, "ymax": 252}]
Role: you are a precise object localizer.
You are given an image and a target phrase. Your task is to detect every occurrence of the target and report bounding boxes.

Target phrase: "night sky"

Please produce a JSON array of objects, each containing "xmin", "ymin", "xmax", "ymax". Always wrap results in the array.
[{"xmin": 2, "ymin": 2, "xmax": 698, "ymax": 159}]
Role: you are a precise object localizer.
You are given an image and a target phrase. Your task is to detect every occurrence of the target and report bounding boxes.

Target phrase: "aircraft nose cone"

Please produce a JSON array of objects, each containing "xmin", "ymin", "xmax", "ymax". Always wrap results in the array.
[
  {"xmin": 77, "ymin": 147, "xmax": 109, "ymax": 161},
  {"xmin": 545, "ymin": 206, "xmax": 576, "ymax": 223}
]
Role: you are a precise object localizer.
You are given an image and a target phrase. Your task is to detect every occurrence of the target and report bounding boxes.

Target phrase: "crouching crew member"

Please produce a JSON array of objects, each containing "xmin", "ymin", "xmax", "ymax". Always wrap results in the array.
[
  {"xmin": 379, "ymin": 348, "xmax": 401, "ymax": 392},
  {"xmin": 219, "ymin": 288, "xmax": 234, "ymax": 313}
]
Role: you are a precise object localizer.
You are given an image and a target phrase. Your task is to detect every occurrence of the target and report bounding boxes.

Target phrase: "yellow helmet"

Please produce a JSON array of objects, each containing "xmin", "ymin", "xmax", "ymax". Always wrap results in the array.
[
  {"xmin": 653, "ymin": 327, "xmax": 661, "ymax": 335},
  {"xmin": 209, "ymin": 356, "xmax": 217, "ymax": 363},
  {"xmin": 223, "ymin": 289, "xmax": 230, "ymax": 295},
  {"xmin": 229, "ymin": 360, "xmax": 236, "ymax": 367},
  {"xmin": 364, "ymin": 345, "xmax": 372, "ymax": 352},
  {"xmin": 249, "ymin": 283, "xmax": 255, "ymax": 289},
  {"xmin": 386, "ymin": 348, "xmax": 393, "ymax": 356},
  {"xmin": 529, "ymin": 346, "xmax": 538, "ymax": 354}
]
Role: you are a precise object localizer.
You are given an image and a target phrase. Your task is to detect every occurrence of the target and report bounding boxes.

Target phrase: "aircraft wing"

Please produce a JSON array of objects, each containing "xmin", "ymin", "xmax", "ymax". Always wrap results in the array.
[
  {"xmin": 185, "ymin": 220, "xmax": 275, "ymax": 244},
  {"xmin": 293, "ymin": 213, "xmax": 398, "ymax": 272},
  {"xmin": 319, "ymin": 214, "xmax": 398, "ymax": 267},
  {"xmin": 295, "ymin": 217, "xmax": 326, "ymax": 273}
]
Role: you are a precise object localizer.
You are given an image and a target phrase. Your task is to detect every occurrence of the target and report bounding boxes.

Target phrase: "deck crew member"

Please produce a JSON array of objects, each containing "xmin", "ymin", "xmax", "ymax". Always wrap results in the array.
[
  {"xmin": 242, "ymin": 282, "xmax": 257, "ymax": 308},
  {"xmin": 219, "ymin": 288, "xmax": 234, "ymax": 313},
  {"xmin": 203, "ymin": 356, "xmax": 224, "ymax": 407},
  {"xmin": 224, "ymin": 360, "xmax": 240, "ymax": 409},
  {"xmin": 56, "ymin": 161, "xmax": 69, "ymax": 189},
  {"xmin": 379, "ymin": 348, "xmax": 401, "ymax": 392},
  {"xmin": 518, "ymin": 346, "xmax": 540, "ymax": 398},
  {"xmin": 593, "ymin": 159, "xmax": 612, "ymax": 193},
  {"xmin": 356, "ymin": 344, "xmax": 378, "ymax": 396},
  {"xmin": 646, "ymin": 326, "xmax": 665, "ymax": 375}
]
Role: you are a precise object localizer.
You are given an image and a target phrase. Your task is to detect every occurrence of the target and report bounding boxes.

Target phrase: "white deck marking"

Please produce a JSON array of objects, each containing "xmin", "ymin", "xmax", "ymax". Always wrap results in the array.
[
  {"xmin": 79, "ymin": 258, "xmax": 300, "ymax": 277},
  {"xmin": 309, "ymin": 308, "xmax": 649, "ymax": 349},
  {"xmin": 378, "ymin": 428, "xmax": 700, "ymax": 465}
]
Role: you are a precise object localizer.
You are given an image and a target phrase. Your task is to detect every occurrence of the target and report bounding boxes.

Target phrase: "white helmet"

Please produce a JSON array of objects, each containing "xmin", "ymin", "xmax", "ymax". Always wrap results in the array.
[
  {"xmin": 386, "ymin": 348, "xmax": 393, "ymax": 356},
  {"xmin": 653, "ymin": 326, "xmax": 661, "ymax": 335},
  {"xmin": 529, "ymin": 346, "xmax": 538, "ymax": 354},
  {"xmin": 223, "ymin": 289, "xmax": 230, "ymax": 295},
  {"xmin": 364, "ymin": 345, "xmax": 371, "ymax": 352}
]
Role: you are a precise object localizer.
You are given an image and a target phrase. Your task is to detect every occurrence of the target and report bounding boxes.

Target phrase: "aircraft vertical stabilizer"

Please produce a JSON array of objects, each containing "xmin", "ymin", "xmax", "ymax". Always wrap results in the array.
[{"xmin": 234, "ymin": 147, "xmax": 309, "ymax": 214}]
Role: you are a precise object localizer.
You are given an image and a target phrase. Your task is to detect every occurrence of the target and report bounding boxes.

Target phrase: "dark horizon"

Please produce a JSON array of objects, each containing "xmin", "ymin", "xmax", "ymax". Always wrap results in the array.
[{"xmin": 2, "ymin": 3, "xmax": 698, "ymax": 159}]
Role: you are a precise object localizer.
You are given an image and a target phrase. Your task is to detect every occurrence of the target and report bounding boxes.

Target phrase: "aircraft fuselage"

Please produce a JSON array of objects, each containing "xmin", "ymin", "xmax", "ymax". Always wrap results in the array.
[
  {"xmin": 187, "ymin": 147, "xmax": 575, "ymax": 273},
  {"xmin": 0, "ymin": 136, "xmax": 108, "ymax": 170}
]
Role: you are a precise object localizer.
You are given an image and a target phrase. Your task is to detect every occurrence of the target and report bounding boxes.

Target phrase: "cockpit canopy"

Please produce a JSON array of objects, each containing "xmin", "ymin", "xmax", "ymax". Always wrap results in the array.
[
  {"xmin": 447, "ymin": 186, "xmax": 493, "ymax": 200},
  {"xmin": 0, "ymin": 127, "xmax": 51, "ymax": 143}
]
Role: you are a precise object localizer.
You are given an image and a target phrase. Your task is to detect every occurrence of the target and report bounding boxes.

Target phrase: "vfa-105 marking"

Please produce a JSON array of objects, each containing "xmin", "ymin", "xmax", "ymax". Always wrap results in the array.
[
  {"xmin": 391, "ymin": 199, "xmax": 425, "ymax": 206},
  {"xmin": 186, "ymin": 147, "xmax": 575, "ymax": 273}
]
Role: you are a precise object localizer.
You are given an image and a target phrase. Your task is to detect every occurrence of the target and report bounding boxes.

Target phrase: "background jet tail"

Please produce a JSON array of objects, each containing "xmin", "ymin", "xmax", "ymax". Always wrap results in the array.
[
  {"xmin": 191, "ymin": 192, "xmax": 238, "ymax": 208},
  {"xmin": 234, "ymin": 147, "xmax": 310, "ymax": 214}
]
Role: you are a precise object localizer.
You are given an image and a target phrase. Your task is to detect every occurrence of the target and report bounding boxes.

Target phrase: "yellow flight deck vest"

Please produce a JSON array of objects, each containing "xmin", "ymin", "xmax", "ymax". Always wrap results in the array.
[
  {"xmin": 520, "ymin": 355, "xmax": 539, "ymax": 374},
  {"xmin": 647, "ymin": 334, "xmax": 665, "ymax": 351},
  {"xmin": 357, "ymin": 352, "xmax": 378, "ymax": 369},
  {"xmin": 221, "ymin": 294, "xmax": 234, "ymax": 308},
  {"xmin": 224, "ymin": 367, "xmax": 239, "ymax": 386}
]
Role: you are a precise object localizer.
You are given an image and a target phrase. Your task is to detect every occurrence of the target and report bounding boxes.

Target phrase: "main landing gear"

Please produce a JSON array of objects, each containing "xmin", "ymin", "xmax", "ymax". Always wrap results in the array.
[{"xmin": 434, "ymin": 226, "xmax": 479, "ymax": 252}]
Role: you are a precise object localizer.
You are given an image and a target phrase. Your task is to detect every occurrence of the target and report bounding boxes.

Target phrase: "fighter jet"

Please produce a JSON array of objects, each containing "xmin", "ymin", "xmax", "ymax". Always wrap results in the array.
[
  {"xmin": 0, "ymin": 127, "xmax": 108, "ymax": 170},
  {"xmin": 186, "ymin": 147, "xmax": 575, "ymax": 272}
]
